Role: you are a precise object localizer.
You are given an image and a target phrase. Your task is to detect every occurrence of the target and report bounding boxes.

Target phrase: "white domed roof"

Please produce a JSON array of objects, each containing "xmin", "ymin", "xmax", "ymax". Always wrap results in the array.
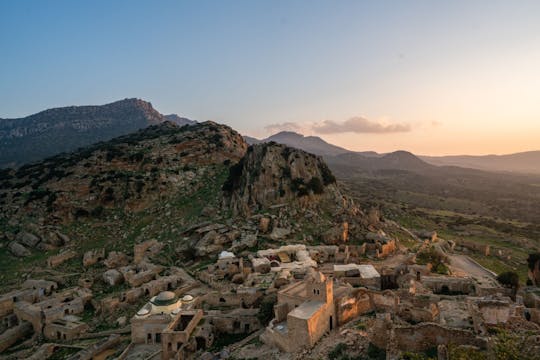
[
  {"xmin": 182, "ymin": 295, "xmax": 194, "ymax": 302},
  {"xmin": 156, "ymin": 291, "xmax": 176, "ymax": 302}
]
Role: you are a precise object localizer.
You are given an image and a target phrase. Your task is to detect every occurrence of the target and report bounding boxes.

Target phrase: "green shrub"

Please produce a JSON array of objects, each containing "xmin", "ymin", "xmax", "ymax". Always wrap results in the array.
[
  {"xmin": 496, "ymin": 271, "xmax": 519, "ymax": 289},
  {"xmin": 308, "ymin": 177, "xmax": 324, "ymax": 194}
]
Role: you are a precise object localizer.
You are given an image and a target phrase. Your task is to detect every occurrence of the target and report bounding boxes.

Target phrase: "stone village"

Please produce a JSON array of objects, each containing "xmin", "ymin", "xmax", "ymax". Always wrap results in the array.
[{"xmin": 1, "ymin": 217, "xmax": 540, "ymax": 360}]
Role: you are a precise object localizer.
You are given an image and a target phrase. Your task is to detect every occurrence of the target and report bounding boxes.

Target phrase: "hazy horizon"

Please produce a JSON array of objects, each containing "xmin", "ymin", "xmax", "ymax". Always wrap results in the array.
[{"xmin": 2, "ymin": 0, "xmax": 539, "ymax": 156}]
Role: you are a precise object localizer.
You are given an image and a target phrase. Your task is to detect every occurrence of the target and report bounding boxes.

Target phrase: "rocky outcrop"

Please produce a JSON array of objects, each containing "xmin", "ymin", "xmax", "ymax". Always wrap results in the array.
[
  {"xmin": 103, "ymin": 269, "xmax": 124, "ymax": 286},
  {"xmin": 8, "ymin": 242, "xmax": 31, "ymax": 257},
  {"xmin": 223, "ymin": 143, "xmax": 341, "ymax": 216}
]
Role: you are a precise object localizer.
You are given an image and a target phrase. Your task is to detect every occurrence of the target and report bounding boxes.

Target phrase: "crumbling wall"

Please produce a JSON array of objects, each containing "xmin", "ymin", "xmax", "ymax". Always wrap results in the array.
[
  {"xmin": 206, "ymin": 309, "xmax": 261, "ymax": 334},
  {"xmin": 336, "ymin": 290, "xmax": 373, "ymax": 325}
]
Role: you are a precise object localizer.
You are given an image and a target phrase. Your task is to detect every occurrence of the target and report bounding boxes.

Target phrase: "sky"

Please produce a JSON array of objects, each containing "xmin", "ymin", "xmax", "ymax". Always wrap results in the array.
[{"xmin": 1, "ymin": 1, "xmax": 539, "ymax": 156}]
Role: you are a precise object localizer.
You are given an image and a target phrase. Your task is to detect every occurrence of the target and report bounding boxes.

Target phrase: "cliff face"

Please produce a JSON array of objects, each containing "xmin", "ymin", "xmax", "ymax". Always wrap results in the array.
[
  {"xmin": 0, "ymin": 99, "xmax": 166, "ymax": 168},
  {"xmin": 222, "ymin": 142, "xmax": 343, "ymax": 215}
]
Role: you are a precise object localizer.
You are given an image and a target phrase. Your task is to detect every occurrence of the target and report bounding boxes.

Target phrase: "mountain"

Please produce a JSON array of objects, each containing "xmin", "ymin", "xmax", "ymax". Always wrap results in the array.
[
  {"xmin": 421, "ymin": 151, "xmax": 540, "ymax": 174},
  {"xmin": 0, "ymin": 99, "xmax": 170, "ymax": 168},
  {"xmin": 163, "ymin": 114, "xmax": 197, "ymax": 126},
  {"xmin": 243, "ymin": 135, "xmax": 262, "ymax": 145},
  {"xmin": 253, "ymin": 130, "xmax": 540, "ymax": 175},
  {"xmin": 247, "ymin": 131, "xmax": 350, "ymax": 156}
]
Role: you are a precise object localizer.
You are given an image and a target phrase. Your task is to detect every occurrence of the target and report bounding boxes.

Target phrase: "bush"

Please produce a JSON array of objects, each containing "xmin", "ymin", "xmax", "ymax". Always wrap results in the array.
[
  {"xmin": 257, "ymin": 295, "xmax": 277, "ymax": 326},
  {"xmin": 527, "ymin": 253, "xmax": 540, "ymax": 271},
  {"xmin": 222, "ymin": 159, "xmax": 244, "ymax": 193},
  {"xmin": 496, "ymin": 271, "xmax": 519, "ymax": 289},
  {"xmin": 307, "ymin": 177, "xmax": 324, "ymax": 194},
  {"xmin": 329, "ymin": 343, "xmax": 348, "ymax": 360},
  {"xmin": 320, "ymin": 163, "xmax": 336, "ymax": 185}
]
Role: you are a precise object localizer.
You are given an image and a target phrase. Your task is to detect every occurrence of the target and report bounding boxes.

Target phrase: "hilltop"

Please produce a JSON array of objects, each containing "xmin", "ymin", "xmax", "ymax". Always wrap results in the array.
[{"xmin": 0, "ymin": 99, "xmax": 196, "ymax": 168}]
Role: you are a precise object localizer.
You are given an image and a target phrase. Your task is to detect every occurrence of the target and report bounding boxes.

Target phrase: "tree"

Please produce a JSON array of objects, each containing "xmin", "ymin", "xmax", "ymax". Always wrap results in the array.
[{"xmin": 496, "ymin": 271, "xmax": 520, "ymax": 298}]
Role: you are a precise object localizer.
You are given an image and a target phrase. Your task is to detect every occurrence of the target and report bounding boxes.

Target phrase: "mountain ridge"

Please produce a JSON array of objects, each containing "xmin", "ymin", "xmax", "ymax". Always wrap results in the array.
[
  {"xmin": 0, "ymin": 99, "xmax": 195, "ymax": 168},
  {"xmin": 247, "ymin": 131, "xmax": 540, "ymax": 174}
]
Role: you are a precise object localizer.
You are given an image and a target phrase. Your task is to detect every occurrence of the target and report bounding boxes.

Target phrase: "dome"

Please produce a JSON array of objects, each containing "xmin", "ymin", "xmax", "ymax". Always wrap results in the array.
[
  {"xmin": 151, "ymin": 291, "xmax": 178, "ymax": 306},
  {"xmin": 182, "ymin": 295, "xmax": 194, "ymax": 302}
]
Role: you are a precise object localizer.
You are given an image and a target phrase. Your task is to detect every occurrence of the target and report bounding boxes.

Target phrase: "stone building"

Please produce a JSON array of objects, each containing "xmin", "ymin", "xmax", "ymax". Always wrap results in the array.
[
  {"xmin": 333, "ymin": 264, "xmax": 381, "ymax": 290},
  {"xmin": 131, "ymin": 291, "xmax": 183, "ymax": 344},
  {"xmin": 262, "ymin": 269, "xmax": 336, "ymax": 352}
]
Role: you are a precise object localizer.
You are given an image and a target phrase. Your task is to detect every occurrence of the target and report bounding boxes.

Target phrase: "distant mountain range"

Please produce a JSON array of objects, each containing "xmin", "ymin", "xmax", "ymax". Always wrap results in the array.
[
  {"xmin": 420, "ymin": 152, "xmax": 540, "ymax": 174},
  {"xmin": 0, "ymin": 99, "xmax": 196, "ymax": 168},
  {"xmin": 245, "ymin": 131, "xmax": 540, "ymax": 175}
]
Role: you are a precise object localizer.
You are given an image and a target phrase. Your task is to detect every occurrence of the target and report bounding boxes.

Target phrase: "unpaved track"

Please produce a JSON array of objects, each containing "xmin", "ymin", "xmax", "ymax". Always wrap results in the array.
[{"xmin": 448, "ymin": 254, "xmax": 496, "ymax": 279}]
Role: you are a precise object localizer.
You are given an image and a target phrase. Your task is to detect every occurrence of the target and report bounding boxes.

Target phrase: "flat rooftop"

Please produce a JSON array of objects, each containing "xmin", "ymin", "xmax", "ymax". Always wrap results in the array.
[
  {"xmin": 334, "ymin": 264, "xmax": 380, "ymax": 279},
  {"xmin": 288, "ymin": 300, "xmax": 324, "ymax": 320}
]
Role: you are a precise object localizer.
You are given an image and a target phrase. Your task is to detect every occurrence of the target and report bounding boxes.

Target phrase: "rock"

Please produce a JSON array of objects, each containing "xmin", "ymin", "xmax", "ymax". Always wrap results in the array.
[
  {"xmin": 83, "ymin": 248, "xmax": 105, "ymax": 267},
  {"xmin": 116, "ymin": 316, "xmax": 127, "ymax": 327},
  {"xmin": 269, "ymin": 227, "xmax": 291, "ymax": 240},
  {"xmin": 230, "ymin": 234, "xmax": 257, "ymax": 252},
  {"xmin": 16, "ymin": 232, "xmax": 41, "ymax": 248},
  {"xmin": 43, "ymin": 231, "xmax": 63, "ymax": 247},
  {"xmin": 104, "ymin": 251, "xmax": 130, "ymax": 268},
  {"xmin": 219, "ymin": 348, "xmax": 230, "ymax": 359},
  {"xmin": 8, "ymin": 242, "xmax": 30, "ymax": 257},
  {"xmin": 367, "ymin": 208, "xmax": 381, "ymax": 227},
  {"xmin": 47, "ymin": 250, "xmax": 77, "ymax": 268},
  {"xmin": 103, "ymin": 269, "xmax": 124, "ymax": 286},
  {"xmin": 55, "ymin": 231, "xmax": 70, "ymax": 244},
  {"xmin": 225, "ymin": 230, "xmax": 241, "ymax": 242},
  {"xmin": 199, "ymin": 353, "xmax": 214, "ymax": 360},
  {"xmin": 35, "ymin": 242, "xmax": 57, "ymax": 251},
  {"xmin": 259, "ymin": 217, "xmax": 271, "ymax": 233},
  {"xmin": 231, "ymin": 273, "xmax": 244, "ymax": 284},
  {"xmin": 274, "ymin": 269, "xmax": 291, "ymax": 288},
  {"xmin": 201, "ymin": 206, "xmax": 217, "ymax": 217},
  {"xmin": 251, "ymin": 257, "xmax": 271, "ymax": 274},
  {"xmin": 226, "ymin": 264, "xmax": 240, "ymax": 277}
]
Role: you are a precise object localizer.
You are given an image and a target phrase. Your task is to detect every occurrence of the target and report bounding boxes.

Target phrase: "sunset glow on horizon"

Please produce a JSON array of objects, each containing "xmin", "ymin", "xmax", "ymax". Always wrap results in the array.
[{"xmin": 1, "ymin": 0, "xmax": 539, "ymax": 156}]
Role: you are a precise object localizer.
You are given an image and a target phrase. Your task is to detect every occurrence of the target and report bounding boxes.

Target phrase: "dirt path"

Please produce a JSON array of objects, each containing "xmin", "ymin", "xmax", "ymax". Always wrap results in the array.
[{"xmin": 448, "ymin": 254, "xmax": 497, "ymax": 280}]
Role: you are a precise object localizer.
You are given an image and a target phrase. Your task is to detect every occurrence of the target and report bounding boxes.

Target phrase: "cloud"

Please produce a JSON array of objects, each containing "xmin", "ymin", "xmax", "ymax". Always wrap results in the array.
[
  {"xmin": 264, "ymin": 122, "xmax": 304, "ymax": 134},
  {"xmin": 312, "ymin": 116, "xmax": 411, "ymax": 134}
]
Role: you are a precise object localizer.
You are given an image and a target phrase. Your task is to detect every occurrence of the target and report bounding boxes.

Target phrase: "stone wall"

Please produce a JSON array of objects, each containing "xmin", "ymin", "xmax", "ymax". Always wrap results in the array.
[
  {"xmin": 336, "ymin": 290, "xmax": 373, "ymax": 325},
  {"xmin": 370, "ymin": 318, "xmax": 487, "ymax": 353}
]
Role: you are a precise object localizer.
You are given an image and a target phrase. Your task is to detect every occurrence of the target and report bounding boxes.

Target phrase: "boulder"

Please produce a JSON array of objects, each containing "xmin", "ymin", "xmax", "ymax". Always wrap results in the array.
[
  {"xmin": 104, "ymin": 251, "xmax": 130, "ymax": 268},
  {"xmin": 43, "ymin": 231, "xmax": 64, "ymax": 247},
  {"xmin": 16, "ymin": 232, "xmax": 40, "ymax": 248},
  {"xmin": 103, "ymin": 269, "xmax": 124, "ymax": 286},
  {"xmin": 8, "ymin": 242, "xmax": 30, "ymax": 257},
  {"xmin": 83, "ymin": 248, "xmax": 105, "ymax": 267},
  {"xmin": 116, "ymin": 316, "xmax": 127, "ymax": 327},
  {"xmin": 55, "ymin": 231, "xmax": 70, "ymax": 244},
  {"xmin": 251, "ymin": 257, "xmax": 271, "ymax": 274},
  {"xmin": 230, "ymin": 234, "xmax": 257, "ymax": 252},
  {"xmin": 269, "ymin": 227, "xmax": 291, "ymax": 240}
]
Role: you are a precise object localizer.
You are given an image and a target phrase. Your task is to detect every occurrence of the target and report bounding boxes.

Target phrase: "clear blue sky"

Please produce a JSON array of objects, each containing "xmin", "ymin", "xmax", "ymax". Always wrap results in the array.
[{"xmin": 1, "ymin": 0, "xmax": 539, "ymax": 154}]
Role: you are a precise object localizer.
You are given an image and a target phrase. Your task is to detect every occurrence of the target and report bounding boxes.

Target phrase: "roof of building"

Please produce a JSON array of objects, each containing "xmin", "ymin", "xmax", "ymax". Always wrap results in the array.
[
  {"xmin": 151, "ymin": 291, "xmax": 178, "ymax": 306},
  {"xmin": 288, "ymin": 300, "xmax": 325, "ymax": 320},
  {"xmin": 333, "ymin": 264, "xmax": 380, "ymax": 279}
]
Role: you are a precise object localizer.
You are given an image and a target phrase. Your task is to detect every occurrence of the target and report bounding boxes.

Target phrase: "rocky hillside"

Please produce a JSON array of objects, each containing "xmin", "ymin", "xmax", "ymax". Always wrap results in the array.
[
  {"xmin": 0, "ymin": 120, "xmax": 403, "ymax": 288},
  {"xmin": 0, "ymin": 98, "xmax": 192, "ymax": 168}
]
